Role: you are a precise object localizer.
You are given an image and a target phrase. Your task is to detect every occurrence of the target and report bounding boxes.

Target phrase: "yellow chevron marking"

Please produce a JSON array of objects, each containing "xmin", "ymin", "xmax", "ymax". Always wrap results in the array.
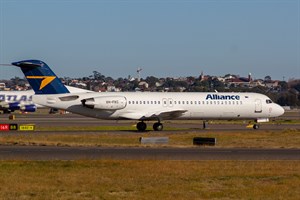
[{"xmin": 26, "ymin": 76, "xmax": 56, "ymax": 90}]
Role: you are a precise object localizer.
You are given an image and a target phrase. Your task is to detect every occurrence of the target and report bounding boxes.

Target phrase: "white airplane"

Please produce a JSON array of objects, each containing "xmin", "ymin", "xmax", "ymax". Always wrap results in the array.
[
  {"xmin": 0, "ymin": 86, "xmax": 90, "ymax": 114},
  {"xmin": 11, "ymin": 60, "xmax": 284, "ymax": 131},
  {"xmin": 0, "ymin": 90, "xmax": 36, "ymax": 113}
]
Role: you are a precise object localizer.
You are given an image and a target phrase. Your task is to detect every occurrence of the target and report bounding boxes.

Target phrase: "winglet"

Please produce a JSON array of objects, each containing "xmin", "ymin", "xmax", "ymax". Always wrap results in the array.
[{"xmin": 11, "ymin": 60, "xmax": 69, "ymax": 94}]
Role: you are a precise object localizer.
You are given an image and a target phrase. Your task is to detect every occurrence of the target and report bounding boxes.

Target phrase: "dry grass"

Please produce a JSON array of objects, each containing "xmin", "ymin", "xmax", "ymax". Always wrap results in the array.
[{"xmin": 0, "ymin": 160, "xmax": 299, "ymax": 200}]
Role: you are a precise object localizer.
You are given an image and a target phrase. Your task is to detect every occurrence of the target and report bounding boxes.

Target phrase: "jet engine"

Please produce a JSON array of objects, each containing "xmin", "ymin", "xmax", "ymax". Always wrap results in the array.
[
  {"xmin": 21, "ymin": 104, "xmax": 37, "ymax": 112},
  {"xmin": 8, "ymin": 102, "xmax": 20, "ymax": 111},
  {"xmin": 7, "ymin": 102, "xmax": 36, "ymax": 112},
  {"xmin": 81, "ymin": 96, "xmax": 126, "ymax": 110}
]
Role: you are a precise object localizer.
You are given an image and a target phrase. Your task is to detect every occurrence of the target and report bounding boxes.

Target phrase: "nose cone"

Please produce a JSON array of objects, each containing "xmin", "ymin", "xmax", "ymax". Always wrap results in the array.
[{"xmin": 275, "ymin": 105, "xmax": 285, "ymax": 117}]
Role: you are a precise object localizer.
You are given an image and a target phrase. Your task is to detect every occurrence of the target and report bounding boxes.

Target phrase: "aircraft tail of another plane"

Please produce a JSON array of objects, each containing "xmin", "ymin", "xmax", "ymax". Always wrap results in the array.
[{"xmin": 11, "ymin": 60, "xmax": 70, "ymax": 94}]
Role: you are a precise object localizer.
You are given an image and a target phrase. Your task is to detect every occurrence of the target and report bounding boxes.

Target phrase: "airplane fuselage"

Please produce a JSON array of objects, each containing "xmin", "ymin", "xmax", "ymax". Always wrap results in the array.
[
  {"xmin": 0, "ymin": 91, "xmax": 33, "ymax": 102},
  {"xmin": 33, "ymin": 92, "xmax": 284, "ymax": 121}
]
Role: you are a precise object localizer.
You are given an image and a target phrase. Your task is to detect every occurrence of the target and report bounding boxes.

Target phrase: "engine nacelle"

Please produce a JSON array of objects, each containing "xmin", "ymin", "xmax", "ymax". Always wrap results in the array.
[
  {"xmin": 21, "ymin": 104, "xmax": 37, "ymax": 112},
  {"xmin": 8, "ymin": 102, "xmax": 20, "ymax": 111},
  {"xmin": 82, "ymin": 96, "xmax": 127, "ymax": 110}
]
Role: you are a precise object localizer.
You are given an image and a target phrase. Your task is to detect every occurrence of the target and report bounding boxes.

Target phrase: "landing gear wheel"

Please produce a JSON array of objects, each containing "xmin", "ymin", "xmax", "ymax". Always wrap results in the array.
[
  {"xmin": 137, "ymin": 121, "xmax": 147, "ymax": 132},
  {"xmin": 153, "ymin": 122, "xmax": 163, "ymax": 131},
  {"xmin": 253, "ymin": 124, "xmax": 260, "ymax": 129}
]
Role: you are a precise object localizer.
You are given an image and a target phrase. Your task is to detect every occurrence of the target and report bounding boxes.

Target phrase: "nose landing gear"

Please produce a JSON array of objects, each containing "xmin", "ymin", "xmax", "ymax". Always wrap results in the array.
[{"xmin": 253, "ymin": 124, "xmax": 260, "ymax": 129}]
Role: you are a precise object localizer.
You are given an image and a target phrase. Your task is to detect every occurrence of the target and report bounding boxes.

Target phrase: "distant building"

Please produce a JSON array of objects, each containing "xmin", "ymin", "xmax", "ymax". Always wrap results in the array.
[
  {"xmin": 227, "ymin": 77, "xmax": 251, "ymax": 88},
  {"xmin": 265, "ymin": 80, "xmax": 279, "ymax": 88},
  {"xmin": 138, "ymin": 81, "xmax": 149, "ymax": 90},
  {"xmin": 251, "ymin": 79, "xmax": 265, "ymax": 87},
  {"xmin": 0, "ymin": 83, "xmax": 6, "ymax": 90},
  {"xmin": 107, "ymin": 85, "xmax": 121, "ymax": 92},
  {"xmin": 199, "ymin": 71, "xmax": 210, "ymax": 81}
]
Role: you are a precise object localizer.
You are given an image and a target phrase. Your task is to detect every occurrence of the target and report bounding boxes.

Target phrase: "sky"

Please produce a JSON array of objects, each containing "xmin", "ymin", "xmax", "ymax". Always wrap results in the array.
[{"xmin": 0, "ymin": 0, "xmax": 299, "ymax": 81}]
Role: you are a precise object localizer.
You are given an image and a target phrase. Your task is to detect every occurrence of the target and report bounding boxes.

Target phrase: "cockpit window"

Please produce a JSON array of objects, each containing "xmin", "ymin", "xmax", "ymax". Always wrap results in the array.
[{"xmin": 266, "ymin": 99, "xmax": 273, "ymax": 104}]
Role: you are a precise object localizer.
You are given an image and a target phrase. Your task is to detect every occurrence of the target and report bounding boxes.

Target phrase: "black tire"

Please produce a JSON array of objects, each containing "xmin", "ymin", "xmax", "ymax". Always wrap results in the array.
[
  {"xmin": 253, "ymin": 124, "xmax": 260, "ymax": 129},
  {"xmin": 153, "ymin": 122, "xmax": 163, "ymax": 131},
  {"xmin": 137, "ymin": 122, "xmax": 147, "ymax": 131}
]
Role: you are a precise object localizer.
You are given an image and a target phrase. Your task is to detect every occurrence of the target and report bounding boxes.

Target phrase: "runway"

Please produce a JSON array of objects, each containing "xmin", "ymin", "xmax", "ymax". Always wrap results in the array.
[{"xmin": 0, "ymin": 146, "xmax": 299, "ymax": 161}]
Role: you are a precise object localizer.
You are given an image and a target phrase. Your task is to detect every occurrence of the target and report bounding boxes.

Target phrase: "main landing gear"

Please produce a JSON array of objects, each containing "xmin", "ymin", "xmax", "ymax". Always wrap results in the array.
[{"xmin": 136, "ymin": 121, "xmax": 164, "ymax": 132}]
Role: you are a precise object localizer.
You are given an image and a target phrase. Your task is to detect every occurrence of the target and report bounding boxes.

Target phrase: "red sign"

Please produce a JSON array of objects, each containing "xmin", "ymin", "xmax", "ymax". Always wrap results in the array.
[{"xmin": 0, "ymin": 124, "xmax": 9, "ymax": 131}]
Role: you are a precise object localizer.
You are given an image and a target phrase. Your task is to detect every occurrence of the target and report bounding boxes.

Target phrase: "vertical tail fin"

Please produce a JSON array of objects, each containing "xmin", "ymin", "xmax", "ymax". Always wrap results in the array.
[{"xmin": 11, "ymin": 60, "xmax": 69, "ymax": 94}]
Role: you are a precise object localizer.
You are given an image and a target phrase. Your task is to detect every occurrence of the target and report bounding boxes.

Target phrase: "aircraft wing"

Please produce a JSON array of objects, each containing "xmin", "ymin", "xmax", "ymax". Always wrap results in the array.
[{"xmin": 120, "ymin": 109, "xmax": 187, "ymax": 121}]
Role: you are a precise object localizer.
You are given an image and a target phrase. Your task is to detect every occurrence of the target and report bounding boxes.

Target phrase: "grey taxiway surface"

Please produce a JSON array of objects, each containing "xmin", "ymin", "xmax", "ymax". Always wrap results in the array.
[{"xmin": 0, "ymin": 146, "xmax": 299, "ymax": 161}]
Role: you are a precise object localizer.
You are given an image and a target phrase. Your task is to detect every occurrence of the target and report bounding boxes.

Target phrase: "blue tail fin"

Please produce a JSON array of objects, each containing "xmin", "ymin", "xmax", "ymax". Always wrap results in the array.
[{"xmin": 11, "ymin": 60, "xmax": 70, "ymax": 94}]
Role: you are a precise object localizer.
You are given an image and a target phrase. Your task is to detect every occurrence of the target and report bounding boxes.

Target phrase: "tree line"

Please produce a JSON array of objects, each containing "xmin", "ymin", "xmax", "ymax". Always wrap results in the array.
[{"xmin": 2, "ymin": 73, "xmax": 300, "ymax": 108}]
